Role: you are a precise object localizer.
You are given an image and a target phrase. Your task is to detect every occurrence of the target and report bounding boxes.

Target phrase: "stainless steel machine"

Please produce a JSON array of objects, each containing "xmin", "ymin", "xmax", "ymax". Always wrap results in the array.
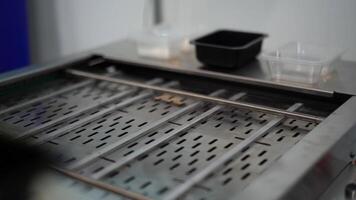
[{"xmin": 0, "ymin": 41, "xmax": 356, "ymax": 200}]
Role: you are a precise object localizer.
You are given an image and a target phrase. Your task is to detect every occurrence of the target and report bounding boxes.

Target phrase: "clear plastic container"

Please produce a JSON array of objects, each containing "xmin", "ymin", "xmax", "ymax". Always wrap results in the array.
[
  {"xmin": 135, "ymin": 0, "xmax": 184, "ymax": 59},
  {"xmin": 136, "ymin": 25, "xmax": 182, "ymax": 59},
  {"xmin": 261, "ymin": 42, "xmax": 343, "ymax": 84}
]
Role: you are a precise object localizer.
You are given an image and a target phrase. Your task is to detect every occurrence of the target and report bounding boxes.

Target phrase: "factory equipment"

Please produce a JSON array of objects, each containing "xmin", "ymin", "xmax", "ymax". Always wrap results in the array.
[{"xmin": 1, "ymin": 52, "xmax": 356, "ymax": 199}]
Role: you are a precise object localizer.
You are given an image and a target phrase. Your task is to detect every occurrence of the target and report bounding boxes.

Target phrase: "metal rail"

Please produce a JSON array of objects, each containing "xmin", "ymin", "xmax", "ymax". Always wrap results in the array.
[
  {"xmin": 15, "ymin": 78, "xmax": 162, "ymax": 140},
  {"xmin": 91, "ymin": 92, "xmax": 246, "ymax": 180},
  {"xmin": 66, "ymin": 69, "xmax": 324, "ymax": 123},
  {"xmin": 53, "ymin": 166, "xmax": 152, "ymax": 200},
  {"xmin": 163, "ymin": 103, "xmax": 303, "ymax": 200},
  {"xmin": 67, "ymin": 89, "xmax": 226, "ymax": 170}
]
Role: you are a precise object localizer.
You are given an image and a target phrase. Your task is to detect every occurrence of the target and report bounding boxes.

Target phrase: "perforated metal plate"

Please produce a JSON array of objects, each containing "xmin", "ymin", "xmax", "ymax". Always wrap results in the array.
[
  {"xmin": 0, "ymin": 67, "xmax": 320, "ymax": 200},
  {"xmin": 74, "ymin": 106, "xmax": 315, "ymax": 200},
  {"xmin": 0, "ymin": 81, "xmax": 131, "ymax": 135},
  {"xmin": 34, "ymin": 94, "xmax": 195, "ymax": 164},
  {"xmin": 0, "ymin": 78, "xmax": 79, "ymax": 110}
]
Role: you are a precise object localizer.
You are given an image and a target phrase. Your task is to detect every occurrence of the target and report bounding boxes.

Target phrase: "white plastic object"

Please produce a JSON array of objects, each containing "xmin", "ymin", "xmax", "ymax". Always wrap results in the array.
[
  {"xmin": 136, "ymin": 25, "xmax": 182, "ymax": 59},
  {"xmin": 135, "ymin": 0, "xmax": 183, "ymax": 59},
  {"xmin": 261, "ymin": 42, "xmax": 343, "ymax": 84}
]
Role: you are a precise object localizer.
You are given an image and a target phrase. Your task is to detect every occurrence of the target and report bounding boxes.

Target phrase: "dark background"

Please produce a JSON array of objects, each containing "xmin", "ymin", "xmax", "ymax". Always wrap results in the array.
[{"xmin": 0, "ymin": 0, "xmax": 29, "ymax": 73}]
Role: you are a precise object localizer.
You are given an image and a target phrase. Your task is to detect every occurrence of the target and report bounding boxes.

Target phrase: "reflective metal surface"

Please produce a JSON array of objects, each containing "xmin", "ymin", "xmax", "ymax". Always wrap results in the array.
[{"xmin": 319, "ymin": 162, "xmax": 356, "ymax": 200}]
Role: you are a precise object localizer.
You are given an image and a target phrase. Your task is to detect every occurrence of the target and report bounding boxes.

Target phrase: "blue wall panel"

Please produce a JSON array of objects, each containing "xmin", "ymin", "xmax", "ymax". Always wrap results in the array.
[{"xmin": 0, "ymin": 0, "xmax": 29, "ymax": 73}]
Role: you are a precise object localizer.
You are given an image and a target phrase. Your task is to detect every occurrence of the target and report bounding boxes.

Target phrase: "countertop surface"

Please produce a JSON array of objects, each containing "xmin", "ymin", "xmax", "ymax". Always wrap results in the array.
[
  {"xmin": 91, "ymin": 39, "xmax": 356, "ymax": 96},
  {"xmin": 1, "ymin": 39, "xmax": 356, "ymax": 96}
]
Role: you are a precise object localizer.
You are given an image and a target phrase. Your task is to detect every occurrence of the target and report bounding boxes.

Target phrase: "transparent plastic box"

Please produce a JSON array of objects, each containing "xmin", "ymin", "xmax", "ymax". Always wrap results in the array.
[
  {"xmin": 135, "ymin": 25, "xmax": 182, "ymax": 59},
  {"xmin": 134, "ymin": 0, "xmax": 184, "ymax": 60},
  {"xmin": 261, "ymin": 42, "xmax": 343, "ymax": 84}
]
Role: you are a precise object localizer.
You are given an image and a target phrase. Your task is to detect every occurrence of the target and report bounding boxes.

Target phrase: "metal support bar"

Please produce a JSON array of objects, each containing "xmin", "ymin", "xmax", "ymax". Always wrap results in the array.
[
  {"xmin": 92, "ymin": 92, "xmax": 246, "ymax": 180},
  {"xmin": 15, "ymin": 78, "xmax": 163, "ymax": 140},
  {"xmin": 163, "ymin": 103, "xmax": 303, "ymax": 200},
  {"xmin": 52, "ymin": 166, "xmax": 152, "ymax": 200},
  {"xmin": 67, "ymin": 89, "xmax": 226, "ymax": 170},
  {"xmin": 66, "ymin": 69, "xmax": 323, "ymax": 123},
  {"xmin": 0, "ymin": 80, "xmax": 93, "ymax": 116},
  {"xmin": 30, "ymin": 81, "xmax": 176, "ymax": 146}
]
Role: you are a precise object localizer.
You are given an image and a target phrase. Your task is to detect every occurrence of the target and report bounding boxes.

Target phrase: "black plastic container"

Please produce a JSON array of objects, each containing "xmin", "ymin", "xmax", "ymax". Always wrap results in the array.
[{"xmin": 191, "ymin": 30, "xmax": 267, "ymax": 68}]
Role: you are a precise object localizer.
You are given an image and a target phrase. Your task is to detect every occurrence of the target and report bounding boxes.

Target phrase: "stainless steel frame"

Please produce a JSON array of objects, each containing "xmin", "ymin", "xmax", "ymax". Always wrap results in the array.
[{"xmin": 0, "ymin": 51, "xmax": 355, "ymax": 200}]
